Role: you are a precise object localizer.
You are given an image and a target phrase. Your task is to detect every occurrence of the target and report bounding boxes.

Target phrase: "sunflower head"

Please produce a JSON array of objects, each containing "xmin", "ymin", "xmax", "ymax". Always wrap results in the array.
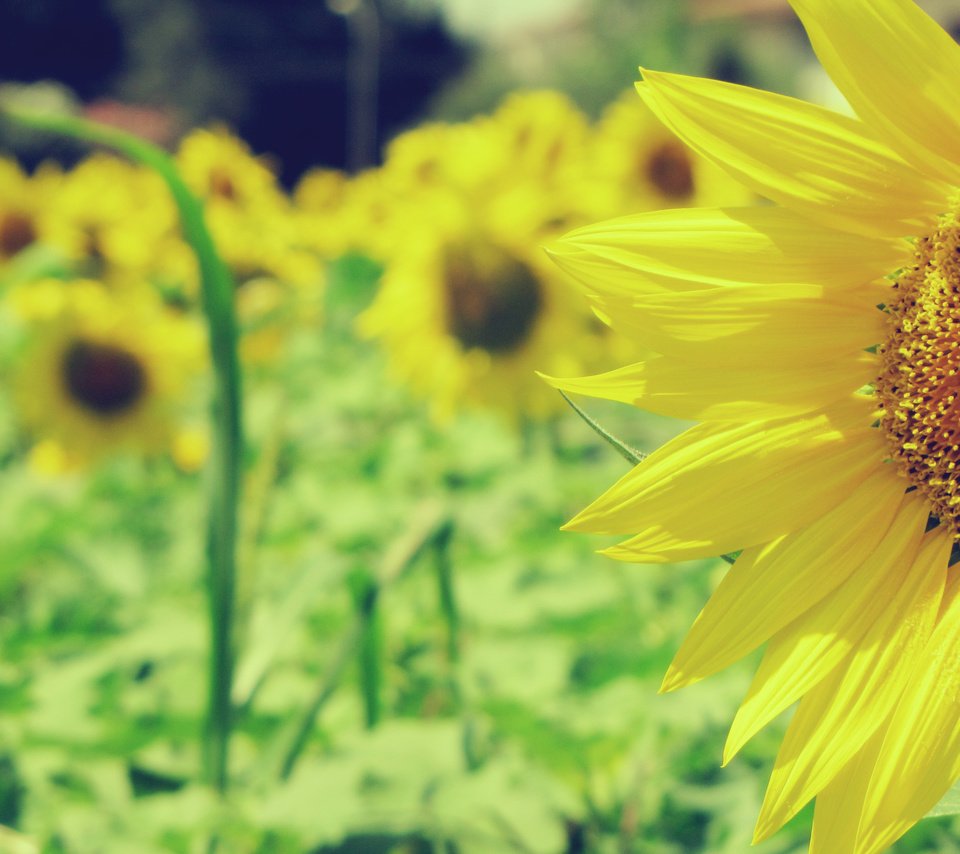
[
  {"xmin": 10, "ymin": 279, "xmax": 203, "ymax": 466},
  {"xmin": 177, "ymin": 126, "xmax": 285, "ymax": 212},
  {"xmin": 589, "ymin": 89, "xmax": 751, "ymax": 216},
  {"xmin": 877, "ymin": 216, "xmax": 960, "ymax": 532},
  {"xmin": 45, "ymin": 154, "xmax": 179, "ymax": 276},
  {"xmin": 548, "ymin": 0, "xmax": 960, "ymax": 849}
]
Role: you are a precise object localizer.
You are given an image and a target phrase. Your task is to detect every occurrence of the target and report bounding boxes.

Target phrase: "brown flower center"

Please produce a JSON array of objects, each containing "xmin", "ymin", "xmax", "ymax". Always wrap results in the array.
[
  {"xmin": 209, "ymin": 168, "xmax": 237, "ymax": 200},
  {"xmin": 444, "ymin": 245, "xmax": 543, "ymax": 354},
  {"xmin": 877, "ymin": 222, "xmax": 960, "ymax": 533},
  {"xmin": 0, "ymin": 211, "xmax": 38, "ymax": 259},
  {"xmin": 62, "ymin": 340, "xmax": 147, "ymax": 416},
  {"xmin": 645, "ymin": 141, "xmax": 694, "ymax": 199}
]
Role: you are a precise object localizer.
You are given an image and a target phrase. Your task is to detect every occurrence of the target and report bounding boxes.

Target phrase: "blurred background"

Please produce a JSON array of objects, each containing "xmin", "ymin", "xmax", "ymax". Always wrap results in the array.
[
  {"xmin": 2, "ymin": 1, "xmax": 960, "ymax": 852},
  {"xmin": 0, "ymin": 0, "xmax": 886, "ymax": 178}
]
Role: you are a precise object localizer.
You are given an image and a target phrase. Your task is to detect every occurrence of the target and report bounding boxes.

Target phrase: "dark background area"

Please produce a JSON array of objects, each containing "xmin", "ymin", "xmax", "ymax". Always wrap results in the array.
[{"xmin": 0, "ymin": 0, "xmax": 470, "ymax": 184}]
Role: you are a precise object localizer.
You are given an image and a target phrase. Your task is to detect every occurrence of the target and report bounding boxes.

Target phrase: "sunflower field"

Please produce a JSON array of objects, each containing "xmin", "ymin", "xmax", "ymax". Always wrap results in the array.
[{"xmin": 5, "ymin": 1, "xmax": 960, "ymax": 853}]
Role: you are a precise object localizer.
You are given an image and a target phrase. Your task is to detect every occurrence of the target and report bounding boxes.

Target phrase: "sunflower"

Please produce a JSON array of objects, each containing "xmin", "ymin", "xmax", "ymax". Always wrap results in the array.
[
  {"xmin": 176, "ymin": 126, "xmax": 286, "ymax": 214},
  {"xmin": 9, "ymin": 279, "xmax": 203, "ymax": 466},
  {"xmin": 360, "ymin": 187, "xmax": 592, "ymax": 421},
  {"xmin": 586, "ymin": 88, "xmax": 753, "ymax": 218},
  {"xmin": 172, "ymin": 129, "xmax": 325, "ymax": 362},
  {"xmin": 546, "ymin": 1, "xmax": 960, "ymax": 851},
  {"xmin": 0, "ymin": 158, "xmax": 61, "ymax": 265},
  {"xmin": 357, "ymin": 99, "xmax": 618, "ymax": 421},
  {"xmin": 43, "ymin": 153, "xmax": 178, "ymax": 277}
]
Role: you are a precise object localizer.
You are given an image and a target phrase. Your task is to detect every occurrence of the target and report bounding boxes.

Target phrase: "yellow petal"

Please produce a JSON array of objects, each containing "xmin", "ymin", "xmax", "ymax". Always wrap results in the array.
[
  {"xmin": 637, "ymin": 71, "xmax": 950, "ymax": 238},
  {"xmin": 724, "ymin": 494, "xmax": 931, "ymax": 761},
  {"xmin": 808, "ymin": 572, "xmax": 960, "ymax": 854},
  {"xmin": 549, "ymin": 207, "xmax": 909, "ymax": 298},
  {"xmin": 570, "ymin": 397, "xmax": 882, "ymax": 563},
  {"xmin": 809, "ymin": 724, "xmax": 888, "ymax": 854},
  {"xmin": 854, "ymin": 569, "xmax": 960, "ymax": 854},
  {"xmin": 789, "ymin": 0, "xmax": 960, "ymax": 185},
  {"xmin": 542, "ymin": 350, "xmax": 876, "ymax": 422},
  {"xmin": 753, "ymin": 527, "xmax": 951, "ymax": 842},
  {"xmin": 604, "ymin": 283, "xmax": 883, "ymax": 368},
  {"xmin": 662, "ymin": 464, "xmax": 908, "ymax": 692}
]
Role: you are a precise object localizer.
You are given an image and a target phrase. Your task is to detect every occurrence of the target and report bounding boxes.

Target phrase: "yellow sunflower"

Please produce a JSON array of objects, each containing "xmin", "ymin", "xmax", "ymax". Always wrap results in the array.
[
  {"xmin": 0, "ymin": 158, "xmax": 62, "ymax": 265},
  {"xmin": 546, "ymin": 1, "xmax": 960, "ymax": 851},
  {"xmin": 171, "ymin": 129, "xmax": 324, "ymax": 362},
  {"xmin": 9, "ymin": 279, "xmax": 204, "ymax": 467},
  {"xmin": 355, "ymin": 91, "xmax": 636, "ymax": 420},
  {"xmin": 44, "ymin": 153, "xmax": 178, "ymax": 277},
  {"xmin": 360, "ymin": 182, "xmax": 595, "ymax": 421},
  {"xmin": 176, "ymin": 126, "xmax": 286, "ymax": 213},
  {"xmin": 586, "ymin": 88, "xmax": 753, "ymax": 218},
  {"xmin": 293, "ymin": 167, "xmax": 354, "ymax": 260}
]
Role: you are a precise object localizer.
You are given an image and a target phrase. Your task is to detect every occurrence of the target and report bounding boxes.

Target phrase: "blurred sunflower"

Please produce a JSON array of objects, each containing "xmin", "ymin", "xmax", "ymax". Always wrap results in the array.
[
  {"xmin": 586, "ymin": 89, "xmax": 752, "ymax": 217},
  {"xmin": 294, "ymin": 167, "xmax": 354, "ymax": 261},
  {"xmin": 359, "ymin": 107, "xmax": 604, "ymax": 421},
  {"xmin": 173, "ymin": 128, "xmax": 324, "ymax": 362},
  {"xmin": 176, "ymin": 126, "xmax": 286, "ymax": 213},
  {"xmin": 10, "ymin": 279, "xmax": 203, "ymax": 467},
  {"xmin": 0, "ymin": 158, "xmax": 61, "ymax": 265},
  {"xmin": 548, "ymin": 1, "xmax": 960, "ymax": 852},
  {"xmin": 44, "ymin": 153, "xmax": 178, "ymax": 277}
]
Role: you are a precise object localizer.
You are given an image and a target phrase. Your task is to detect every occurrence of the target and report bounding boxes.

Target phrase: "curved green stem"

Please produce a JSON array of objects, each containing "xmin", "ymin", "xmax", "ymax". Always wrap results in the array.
[{"xmin": 4, "ymin": 107, "xmax": 243, "ymax": 793}]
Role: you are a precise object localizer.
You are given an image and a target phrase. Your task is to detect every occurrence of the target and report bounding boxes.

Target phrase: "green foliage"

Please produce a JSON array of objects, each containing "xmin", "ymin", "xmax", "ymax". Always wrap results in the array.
[{"xmin": 0, "ymin": 256, "xmax": 953, "ymax": 852}]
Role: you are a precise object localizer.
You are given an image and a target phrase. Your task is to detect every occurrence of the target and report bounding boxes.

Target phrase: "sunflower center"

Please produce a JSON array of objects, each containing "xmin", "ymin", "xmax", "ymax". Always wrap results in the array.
[
  {"xmin": 209, "ymin": 168, "xmax": 237, "ymax": 200},
  {"xmin": 0, "ymin": 211, "xmax": 38, "ymax": 258},
  {"xmin": 444, "ymin": 245, "xmax": 543, "ymax": 354},
  {"xmin": 644, "ymin": 141, "xmax": 694, "ymax": 199},
  {"xmin": 62, "ymin": 340, "xmax": 147, "ymax": 416},
  {"xmin": 877, "ymin": 222, "xmax": 960, "ymax": 533}
]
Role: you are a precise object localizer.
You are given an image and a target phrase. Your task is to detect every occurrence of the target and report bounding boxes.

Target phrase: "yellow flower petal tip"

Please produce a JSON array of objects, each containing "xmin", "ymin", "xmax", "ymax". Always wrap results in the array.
[
  {"xmin": 534, "ymin": 370, "xmax": 562, "ymax": 389},
  {"xmin": 658, "ymin": 665, "xmax": 692, "ymax": 694},
  {"xmin": 752, "ymin": 818, "xmax": 779, "ymax": 847}
]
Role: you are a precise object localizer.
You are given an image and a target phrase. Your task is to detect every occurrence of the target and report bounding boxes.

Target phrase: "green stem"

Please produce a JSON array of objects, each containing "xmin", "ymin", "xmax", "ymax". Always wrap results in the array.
[
  {"xmin": 432, "ymin": 520, "xmax": 459, "ymax": 664},
  {"xmin": 558, "ymin": 390, "xmax": 646, "ymax": 465},
  {"xmin": 351, "ymin": 571, "xmax": 383, "ymax": 730},
  {"xmin": 3, "ymin": 108, "xmax": 244, "ymax": 793}
]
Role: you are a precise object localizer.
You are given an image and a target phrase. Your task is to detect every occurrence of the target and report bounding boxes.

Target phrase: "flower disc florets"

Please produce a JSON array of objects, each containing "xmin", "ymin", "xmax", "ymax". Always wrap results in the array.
[
  {"xmin": 444, "ymin": 245, "xmax": 543, "ymax": 354},
  {"xmin": 62, "ymin": 340, "xmax": 147, "ymax": 416},
  {"xmin": 878, "ymin": 220, "xmax": 960, "ymax": 534},
  {"xmin": 644, "ymin": 140, "xmax": 694, "ymax": 199}
]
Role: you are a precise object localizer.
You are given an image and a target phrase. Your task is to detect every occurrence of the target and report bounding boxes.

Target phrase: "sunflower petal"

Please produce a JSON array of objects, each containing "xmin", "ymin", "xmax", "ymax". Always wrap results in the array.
[
  {"xmin": 723, "ymin": 495, "xmax": 930, "ymax": 761},
  {"xmin": 542, "ymin": 350, "xmax": 876, "ymax": 422},
  {"xmin": 789, "ymin": 0, "xmax": 960, "ymax": 185},
  {"xmin": 607, "ymin": 283, "xmax": 882, "ymax": 368},
  {"xmin": 637, "ymin": 71, "xmax": 950, "ymax": 238},
  {"xmin": 812, "ymin": 571, "xmax": 960, "ymax": 854},
  {"xmin": 853, "ymin": 570, "xmax": 960, "ymax": 854},
  {"xmin": 753, "ymin": 528, "xmax": 951, "ymax": 842},
  {"xmin": 662, "ymin": 464, "xmax": 907, "ymax": 692},
  {"xmin": 809, "ymin": 725, "xmax": 888, "ymax": 854},
  {"xmin": 549, "ymin": 207, "xmax": 909, "ymax": 298},
  {"xmin": 570, "ymin": 397, "xmax": 882, "ymax": 563}
]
